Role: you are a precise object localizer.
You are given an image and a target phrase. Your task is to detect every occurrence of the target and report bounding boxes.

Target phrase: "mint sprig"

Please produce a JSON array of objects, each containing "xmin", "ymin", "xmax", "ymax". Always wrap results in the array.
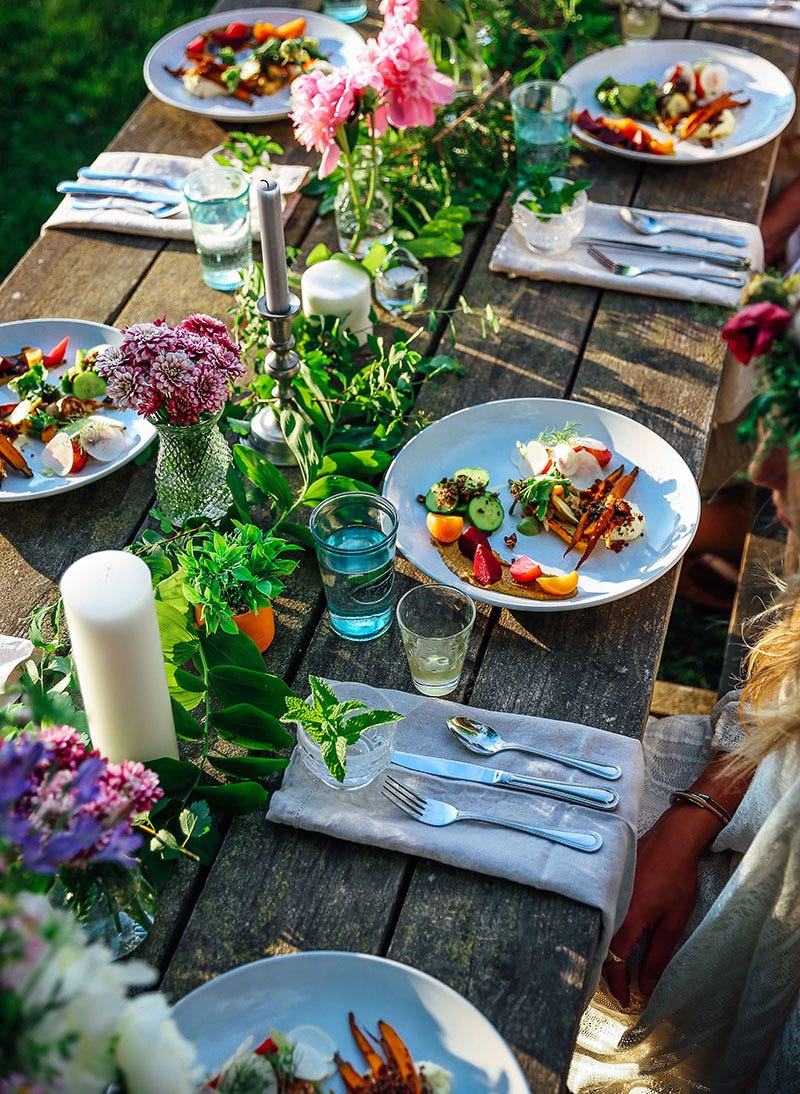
[{"xmin": 282, "ymin": 676, "xmax": 403, "ymax": 783}]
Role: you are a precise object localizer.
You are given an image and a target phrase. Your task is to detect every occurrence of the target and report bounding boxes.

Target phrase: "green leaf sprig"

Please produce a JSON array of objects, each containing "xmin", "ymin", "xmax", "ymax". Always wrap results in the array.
[
  {"xmin": 510, "ymin": 471, "xmax": 571, "ymax": 520},
  {"xmin": 520, "ymin": 163, "xmax": 591, "ymax": 219},
  {"xmin": 213, "ymin": 130, "xmax": 284, "ymax": 173},
  {"xmin": 282, "ymin": 676, "xmax": 403, "ymax": 782}
]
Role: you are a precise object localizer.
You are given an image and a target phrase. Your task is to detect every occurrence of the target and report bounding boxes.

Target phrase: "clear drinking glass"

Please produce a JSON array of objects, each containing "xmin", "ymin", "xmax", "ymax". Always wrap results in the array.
[
  {"xmin": 396, "ymin": 583, "xmax": 476, "ymax": 697},
  {"xmin": 323, "ymin": 0, "xmax": 368, "ymax": 22},
  {"xmin": 310, "ymin": 492, "xmax": 398, "ymax": 641},
  {"xmin": 375, "ymin": 246, "xmax": 428, "ymax": 315},
  {"xmin": 511, "ymin": 81, "xmax": 576, "ymax": 187},
  {"xmin": 619, "ymin": 0, "xmax": 662, "ymax": 40},
  {"xmin": 182, "ymin": 166, "xmax": 252, "ymax": 292}
]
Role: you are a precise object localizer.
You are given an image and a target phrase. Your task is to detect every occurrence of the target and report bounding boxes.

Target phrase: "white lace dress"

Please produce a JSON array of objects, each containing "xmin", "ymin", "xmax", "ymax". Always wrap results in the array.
[{"xmin": 568, "ymin": 692, "xmax": 800, "ymax": 1093}]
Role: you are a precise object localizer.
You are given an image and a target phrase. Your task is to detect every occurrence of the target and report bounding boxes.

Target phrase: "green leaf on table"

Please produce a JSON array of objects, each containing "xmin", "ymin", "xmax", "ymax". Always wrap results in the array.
[
  {"xmin": 150, "ymin": 827, "xmax": 182, "ymax": 859},
  {"xmin": 272, "ymin": 520, "xmax": 315, "ymax": 549},
  {"xmin": 232, "ymin": 445, "xmax": 294, "ymax": 509},
  {"xmin": 318, "ymin": 450, "xmax": 392, "ymax": 478},
  {"xmin": 405, "ymin": 236, "xmax": 462, "ymax": 259},
  {"xmin": 212, "ymin": 702, "xmax": 294, "ymax": 749},
  {"xmin": 147, "ymin": 756, "xmax": 199, "ymax": 795},
  {"xmin": 178, "ymin": 802, "xmax": 212, "ymax": 841},
  {"xmin": 173, "ymin": 668, "xmax": 205, "ymax": 693},
  {"xmin": 280, "ymin": 407, "xmax": 319, "ymax": 484},
  {"xmin": 300, "ymin": 475, "xmax": 376, "ymax": 505},
  {"xmin": 208, "ymin": 664, "xmax": 293, "ymax": 716},
  {"xmin": 195, "ymin": 781, "xmax": 269, "ymax": 815},
  {"xmin": 201, "ymin": 627, "xmax": 266, "ymax": 675},
  {"xmin": 169, "ymin": 697, "xmax": 204, "ymax": 741},
  {"xmin": 209, "ymin": 754, "xmax": 291, "ymax": 778},
  {"xmin": 226, "ymin": 460, "xmax": 252, "ymax": 522},
  {"xmin": 306, "ymin": 242, "xmax": 331, "ymax": 266}
]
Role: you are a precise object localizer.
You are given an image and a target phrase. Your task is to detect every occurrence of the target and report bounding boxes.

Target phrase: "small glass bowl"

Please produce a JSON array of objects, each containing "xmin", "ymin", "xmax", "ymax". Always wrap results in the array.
[
  {"xmin": 512, "ymin": 182, "xmax": 588, "ymax": 255},
  {"xmin": 295, "ymin": 718, "xmax": 398, "ymax": 790}
]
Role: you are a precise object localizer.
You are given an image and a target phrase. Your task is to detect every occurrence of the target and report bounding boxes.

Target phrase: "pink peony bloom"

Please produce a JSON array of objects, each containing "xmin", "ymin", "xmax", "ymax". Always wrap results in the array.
[
  {"xmin": 371, "ymin": 21, "xmax": 456, "ymax": 129},
  {"xmin": 721, "ymin": 301, "xmax": 793, "ymax": 364},
  {"xmin": 291, "ymin": 68, "xmax": 363, "ymax": 177}
]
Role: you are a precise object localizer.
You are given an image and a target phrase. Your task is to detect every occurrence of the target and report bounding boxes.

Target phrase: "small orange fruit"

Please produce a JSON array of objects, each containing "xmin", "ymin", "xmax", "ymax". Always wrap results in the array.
[
  {"xmin": 426, "ymin": 511, "xmax": 464, "ymax": 543},
  {"xmin": 536, "ymin": 571, "xmax": 579, "ymax": 597}
]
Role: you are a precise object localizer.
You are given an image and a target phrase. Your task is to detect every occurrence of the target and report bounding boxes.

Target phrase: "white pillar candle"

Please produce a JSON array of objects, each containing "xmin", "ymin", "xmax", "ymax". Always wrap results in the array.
[
  {"xmin": 257, "ymin": 178, "xmax": 291, "ymax": 315},
  {"xmin": 60, "ymin": 551, "xmax": 178, "ymax": 764},
  {"xmin": 301, "ymin": 259, "xmax": 373, "ymax": 346}
]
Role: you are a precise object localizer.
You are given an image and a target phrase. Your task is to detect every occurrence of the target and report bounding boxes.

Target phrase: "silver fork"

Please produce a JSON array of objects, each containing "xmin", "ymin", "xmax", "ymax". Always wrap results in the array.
[
  {"xmin": 71, "ymin": 197, "xmax": 182, "ymax": 220},
  {"xmin": 381, "ymin": 775, "xmax": 603, "ymax": 853},
  {"xmin": 78, "ymin": 167, "xmax": 186, "ymax": 191},
  {"xmin": 587, "ymin": 245, "xmax": 748, "ymax": 289}
]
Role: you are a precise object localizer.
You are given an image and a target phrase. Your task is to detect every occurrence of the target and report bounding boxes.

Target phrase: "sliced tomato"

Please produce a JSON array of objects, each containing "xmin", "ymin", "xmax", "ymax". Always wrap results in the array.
[
  {"xmin": 43, "ymin": 336, "xmax": 70, "ymax": 369},
  {"xmin": 577, "ymin": 444, "xmax": 613, "ymax": 467},
  {"xmin": 70, "ymin": 440, "xmax": 88, "ymax": 473},
  {"xmin": 254, "ymin": 1036, "xmax": 278, "ymax": 1056},
  {"xmin": 509, "ymin": 556, "xmax": 542, "ymax": 583},
  {"xmin": 212, "ymin": 21, "xmax": 250, "ymax": 45},
  {"xmin": 186, "ymin": 33, "xmax": 207, "ymax": 54}
]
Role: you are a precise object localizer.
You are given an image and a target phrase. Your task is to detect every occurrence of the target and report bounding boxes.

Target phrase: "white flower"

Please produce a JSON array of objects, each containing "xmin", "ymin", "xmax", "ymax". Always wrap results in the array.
[{"xmin": 115, "ymin": 993, "xmax": 201, "ymax": 1094}]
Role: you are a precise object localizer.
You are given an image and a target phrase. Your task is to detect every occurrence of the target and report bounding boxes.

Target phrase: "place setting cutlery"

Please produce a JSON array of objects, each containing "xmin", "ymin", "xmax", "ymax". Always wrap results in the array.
[
  {"xmin": 668, "ymin": 0, "xmax": 798, "ymax": 12},
  {"xmin": 587, "ymin": 244, "xmax": 749, "ymax": 288},
  {"xmin": 56, "ymin": 181, "xmax": 186, "ymax": 218},
  {"xmin": 70, "ymin": 197, "xmax": 182, "ymax": 219},
  {"xmin": 381, "ymin": 774, "xmax": 604, "ymax": 852},
  {"xmin": 391, "ymin": 750, "xmax": 620, "ymax": 810},
  {"xmin": 77, "ymin": 166, "xmax": 186, "ymax": 191},
  {"xmin": 580, "ymin": 236, "xmax": 750, "ymax": 269}
]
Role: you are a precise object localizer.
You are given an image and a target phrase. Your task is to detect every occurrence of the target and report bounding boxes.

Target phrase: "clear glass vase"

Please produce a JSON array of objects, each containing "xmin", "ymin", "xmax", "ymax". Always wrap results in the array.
[
  {"xmin": 50, "ymin": 866, "xmax": 157, "ymax": 959},
  {"xmin": 152, "ymin": 411, "xmax": 233, "ymax": 526},
  {"xmin": 334, "ymin": 147, "xmax": 394, "ymax": 259}
]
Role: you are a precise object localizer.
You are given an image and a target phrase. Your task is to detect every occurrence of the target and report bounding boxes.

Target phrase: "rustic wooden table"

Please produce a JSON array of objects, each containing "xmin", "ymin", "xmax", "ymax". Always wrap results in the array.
[{"xmin": 2, "ymin": 5, "xmax": 798, "ymax": 1089}]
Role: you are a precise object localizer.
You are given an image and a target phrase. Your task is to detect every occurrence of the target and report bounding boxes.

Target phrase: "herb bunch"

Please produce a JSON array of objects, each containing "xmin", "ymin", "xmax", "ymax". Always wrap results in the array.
[{"xmin": 520, "ymin": 162, "xmax": 591, "ymax": 218}]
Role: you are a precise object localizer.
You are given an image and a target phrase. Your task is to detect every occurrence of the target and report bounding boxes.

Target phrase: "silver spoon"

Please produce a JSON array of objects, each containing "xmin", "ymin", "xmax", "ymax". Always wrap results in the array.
[
  {"xmin": 447, "ymin": 716, "xmax": 623, "ymax": 781},
  {"xmin": 620, "ymin": 208, "xmax": 746, "ymax": 248}
]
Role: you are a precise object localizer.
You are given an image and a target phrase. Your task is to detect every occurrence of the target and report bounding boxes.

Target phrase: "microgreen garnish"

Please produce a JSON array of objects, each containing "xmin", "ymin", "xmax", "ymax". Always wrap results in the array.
[
  {"xmin": 535, "ymin": 422, "xmax": 581, "ymax": 447},
  {"xmin": 520, "ymin": 163, "xmax": 591, "ymax": 218},
  {"xmin": 511, "ymin": 472, "xmax": 571, "ymax": 520}
]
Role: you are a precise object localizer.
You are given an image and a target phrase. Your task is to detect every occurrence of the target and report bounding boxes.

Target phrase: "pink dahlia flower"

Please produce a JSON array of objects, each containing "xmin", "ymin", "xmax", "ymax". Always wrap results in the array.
[
  {"xmin": 291, "ymin": 68, "xmax": 363, "ymax": 177},
  {"xmin": 721, "ymin": 301, "xmax": 793, "ymax": 365},
  {"xmin": 378, "ymin": 0, "xmax": 420, "ymax": 26}
]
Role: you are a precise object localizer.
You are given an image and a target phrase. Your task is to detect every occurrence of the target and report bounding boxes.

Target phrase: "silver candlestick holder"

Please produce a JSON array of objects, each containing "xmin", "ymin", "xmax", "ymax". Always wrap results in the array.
[{"xmin": 247, "ymin": 290, "xmax": 302, "ymax": 466}]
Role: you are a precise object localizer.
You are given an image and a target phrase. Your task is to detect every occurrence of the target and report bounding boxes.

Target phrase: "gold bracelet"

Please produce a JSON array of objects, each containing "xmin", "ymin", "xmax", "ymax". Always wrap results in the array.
[{"xmin": 669, "ymin": 790, "xmax": 732, "ymax": 827}]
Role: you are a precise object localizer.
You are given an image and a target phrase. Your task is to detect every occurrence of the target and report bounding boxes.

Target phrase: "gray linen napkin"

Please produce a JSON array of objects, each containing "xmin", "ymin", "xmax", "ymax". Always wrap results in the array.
[
  {"xmin": 490, "ymin": 200, "xmax": 762, "ymax": 308},
  {"xmin": 268, "ymin": 680, "xmax": 644, "ymax": 994},
  {"xmin": 663, "ymin": 0, "xmax": 800, "ymax": 26},
  {"xmin": 42, "ymin": 151, "xmax": 308, "ymax": 242}
]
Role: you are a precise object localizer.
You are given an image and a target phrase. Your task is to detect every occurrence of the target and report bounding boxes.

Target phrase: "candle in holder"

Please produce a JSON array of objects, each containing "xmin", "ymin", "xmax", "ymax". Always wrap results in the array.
[
  {"xmin": 301, "ymin": 258, "xmax": 373, "ymax": 345},
  {"xmin": 60, "ymin": 550, "xmax": 178, "ymax": 764},
  {"xmin": 257, "ymin": 178, "xmax": 291, "ymax": 315}
]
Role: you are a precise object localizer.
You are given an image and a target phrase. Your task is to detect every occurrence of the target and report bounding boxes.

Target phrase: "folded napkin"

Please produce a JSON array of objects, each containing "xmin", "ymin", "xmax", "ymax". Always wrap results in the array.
[
  {"xmin": 268, "ymin": 680, "xmax": 644, "ymax": 994},
  {"xmin": 42, "ymin": 151, "xmax": 309, "ymax": 242},
  {"xmin": 490, "ymin": 200, "xmax": 762, "ymax": 308},
  {"xmin": 0, "ymin": 635, "xmax": 34, "ymax": 690},
  {"xmin": 663, "ymin": 0, "xmax": 800, "ymax": 27}
]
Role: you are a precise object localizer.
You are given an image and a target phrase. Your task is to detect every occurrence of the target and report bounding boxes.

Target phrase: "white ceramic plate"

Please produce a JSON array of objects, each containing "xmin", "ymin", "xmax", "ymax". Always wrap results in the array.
[
  {"xmin": 562, "ymin": 39, "xmax": 795, "ymax": 164},
  {"xmin": 171, "ymin": 951, "xmax": 530, "ymax": 1091},
  {"xmin": 143, "ymin": 7, "xmax": 365, "ymax": 122},
  {"xmin": 382, "ymin": 398, "xmax": 701, "ymax": 613},
  {"xmin": 0, "ymin": 319, "xmax": 156, "ymax": 502}
]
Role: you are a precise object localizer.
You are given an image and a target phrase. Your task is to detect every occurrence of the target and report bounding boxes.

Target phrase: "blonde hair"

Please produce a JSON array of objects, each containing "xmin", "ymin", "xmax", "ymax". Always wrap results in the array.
[{"xmin": 734, "ymin": 570, "xmax": 800, "ymax": 770}]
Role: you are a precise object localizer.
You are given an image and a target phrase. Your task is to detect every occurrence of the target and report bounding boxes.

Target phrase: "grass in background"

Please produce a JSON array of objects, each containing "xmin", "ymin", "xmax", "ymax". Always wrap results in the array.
[
  {"xmin": 0, "ymin": 0, "xmax": 208, "ymax": 280},
  {"xmin": 0, "ymin": 1, "xmax": 729, "ymax": 692}
]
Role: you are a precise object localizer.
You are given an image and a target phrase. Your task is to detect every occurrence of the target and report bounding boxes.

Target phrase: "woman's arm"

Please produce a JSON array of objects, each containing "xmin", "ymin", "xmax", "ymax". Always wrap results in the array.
[{"xmin": 603, "ymin": 756, "xmax": 753, "ymax": 1008}]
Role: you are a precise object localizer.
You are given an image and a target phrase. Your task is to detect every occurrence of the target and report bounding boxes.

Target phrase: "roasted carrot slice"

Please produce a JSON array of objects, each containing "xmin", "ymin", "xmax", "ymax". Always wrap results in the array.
[
  {"xmin": 0, "ymin": 434, "xmax": 32, "ymax": 477},
  {"xmin": 348, "ymin": 1013, "xmax": 385, "ymax": 1077},
  {"xmin": 275, "ymin": 16, "xmax": 306, "ymax": 38},
  {"xmin": 378, "ymin": 1021, "xmax": 420, "ymax": 1092},
  {"xmin": 334, "ymin": 1053, "xmax": 370, "ymax": 1093}
]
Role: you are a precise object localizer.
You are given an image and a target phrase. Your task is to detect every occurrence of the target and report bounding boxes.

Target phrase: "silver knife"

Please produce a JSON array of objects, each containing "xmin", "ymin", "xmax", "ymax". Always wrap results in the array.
[
  {"xmin": 392, "ymin": 752, "xmax": 619, "ymax": 811},
  {"xmin": 78, "ymin": 167, "xmax": 185, "ymax": 192},
  {"xmin": 57, "ymin": 182, "xmax": 184, "ymax": 206},
  {"xmin": 582, "ymin": 236, "xmax": 750, "ymax": 270}
]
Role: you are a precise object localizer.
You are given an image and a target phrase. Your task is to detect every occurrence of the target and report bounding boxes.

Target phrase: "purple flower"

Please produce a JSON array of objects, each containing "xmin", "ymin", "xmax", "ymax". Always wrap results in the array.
[
  {"xmin": 0, "ymin": 737, "xmax": 46, "ymax": 806},
  {"xmin": 150, "ymin": 350, "xmax": 198, "ymax": 396}
]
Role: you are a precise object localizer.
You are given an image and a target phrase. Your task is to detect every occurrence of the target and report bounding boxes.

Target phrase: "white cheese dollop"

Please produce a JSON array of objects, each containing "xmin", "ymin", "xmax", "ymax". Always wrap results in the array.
[
  {"xmin": 608, "ymin": 500, "xmax": 646, "ymax": 544},
  {"xmin": 183, "ymin": 73, "xmax": 227, "ymax": 99},
  {"xmin": 417, "ymin": 1061, "xmax": 453, "ymax": 1093}
]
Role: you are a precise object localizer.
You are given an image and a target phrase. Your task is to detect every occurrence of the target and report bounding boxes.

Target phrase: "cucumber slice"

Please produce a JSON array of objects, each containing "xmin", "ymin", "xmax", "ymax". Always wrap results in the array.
[
  {"xmin": 617, "ymin": 84, "xmax": 641, "ymax": 112},
  {"xmin": 467, "ymin": 492, "xmax": 504, "ymax": 533},
  {"xmin": 452, "ymin": 466, "xmax": 490, "ymax": 490},
  {"xmin": 424, "ymin": 483, "xmax": 459, "ymax": 514},
  {"xmin": 72, "ymin": 371, "xmax": 108, "ymax": 400}
]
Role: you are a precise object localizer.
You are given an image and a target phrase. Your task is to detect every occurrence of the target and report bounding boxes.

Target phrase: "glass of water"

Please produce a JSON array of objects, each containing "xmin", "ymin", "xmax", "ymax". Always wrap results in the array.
[
  {"xmin": 323, "ymin": 0, "xmax": 367, "ymax": 22},
  {"xmin": 511, "ymin": 81, "xmax": 576, "ymax": 187},
  {"xmin": 182, "ymin": 166, "xmax": 252, "ymax": 292},
  {"xmin": 310, "ymin": 492, "xmax": 398, "ymax": 642},
  {"xmin": 396, "ymin": 584, "xmax": 476, "ymax": 697}
]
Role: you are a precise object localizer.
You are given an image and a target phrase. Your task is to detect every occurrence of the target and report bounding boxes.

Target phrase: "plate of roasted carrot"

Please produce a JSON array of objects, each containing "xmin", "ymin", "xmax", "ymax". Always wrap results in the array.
[
  {"xmin": 144, "ymin": 7, "xmax": 365, "ymax": 122},
  {"xmin": 172, "ymin": 951, "xmax": 529, "ymax": 1092},
  {"xmin": 383, "ymin": 398, "xmax": 701, "ymax": 612},
  {"xmin": 0, "ymin": 319, "xmax": 156, "ymax": 502},
  {"xmin": 563, "ymin": 40, "xmax": 795, "ymax": 163}
]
